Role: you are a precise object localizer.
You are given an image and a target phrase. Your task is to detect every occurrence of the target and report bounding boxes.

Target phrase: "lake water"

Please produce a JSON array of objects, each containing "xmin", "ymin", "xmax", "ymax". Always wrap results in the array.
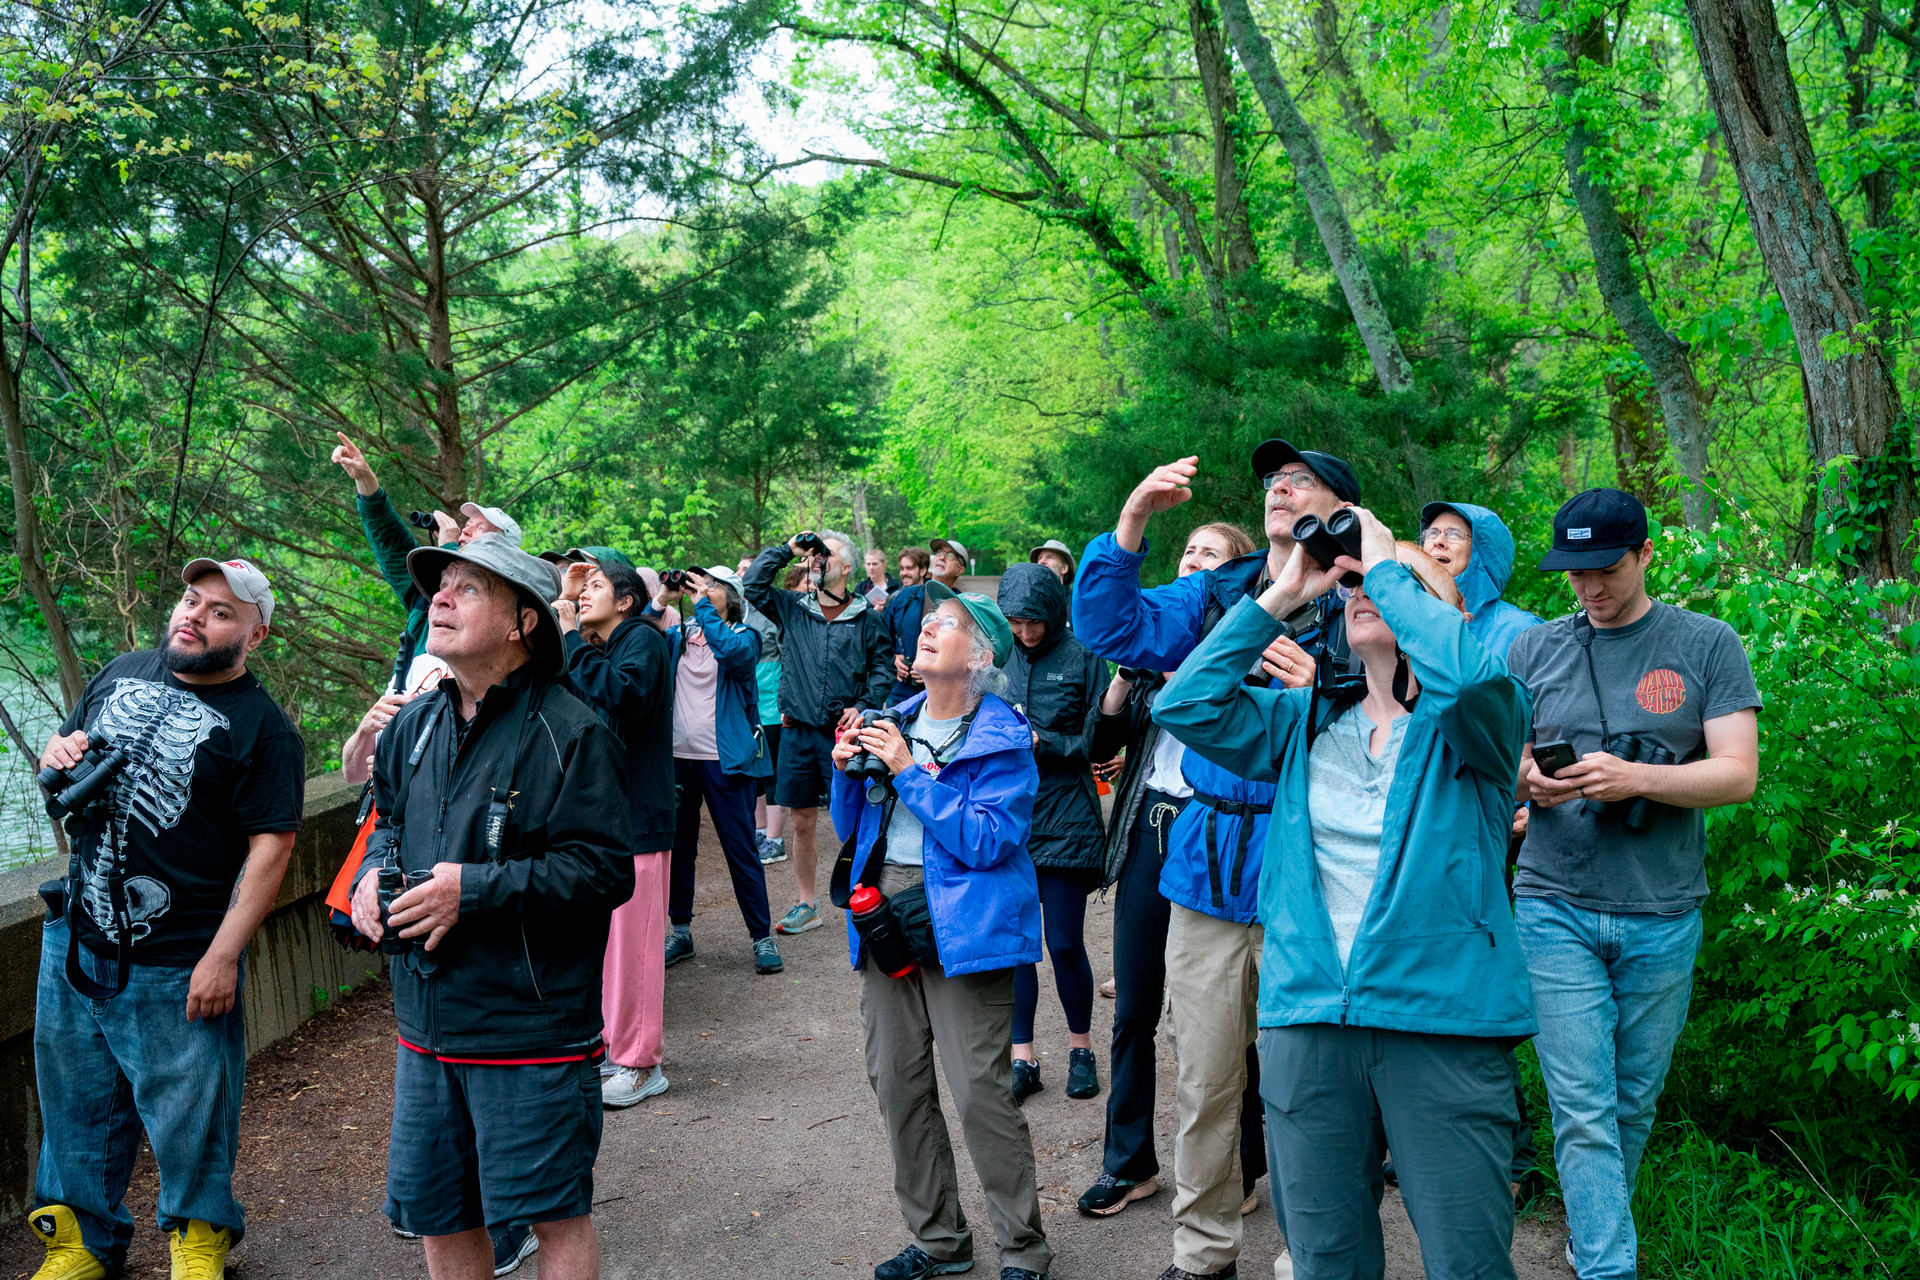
[{"xmin": 1, "ymin": 674, "xmax": 65, "ymax": 871}]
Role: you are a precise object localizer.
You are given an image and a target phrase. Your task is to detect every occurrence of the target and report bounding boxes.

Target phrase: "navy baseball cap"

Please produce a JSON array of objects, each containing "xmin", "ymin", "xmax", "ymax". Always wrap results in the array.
[
  {"xmin": 1250, "ymin": 438, "xmax": 1361, "ymax": 504},
  {"xmin": 1538, "ymin": 488, "xmax": 1650, "ymax": 570}
]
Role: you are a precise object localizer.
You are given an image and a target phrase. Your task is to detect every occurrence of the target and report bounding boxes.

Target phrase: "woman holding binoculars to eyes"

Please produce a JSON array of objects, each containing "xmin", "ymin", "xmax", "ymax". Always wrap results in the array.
[
  {"xmin": 827, "ymin": 585, "xmax": 1054, "ymax": 1280},
  {"xmin": 1153, "ymin": 506, "xmax": 1537, "ymax": 1280}
]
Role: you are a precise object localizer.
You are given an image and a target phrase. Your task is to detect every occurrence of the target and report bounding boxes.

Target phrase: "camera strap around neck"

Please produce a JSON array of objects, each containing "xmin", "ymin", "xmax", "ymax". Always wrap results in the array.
[
  {"xmin": 62, "ymin": 711, "xmax": 174, "ymax": 1000},
  {"xmin": 830, "ymin": 790, "xmax": 899, "ymax": 910},
  {"xmin": 1574, "ymin": 612, "xmax": 1612, "ymax": 749}
]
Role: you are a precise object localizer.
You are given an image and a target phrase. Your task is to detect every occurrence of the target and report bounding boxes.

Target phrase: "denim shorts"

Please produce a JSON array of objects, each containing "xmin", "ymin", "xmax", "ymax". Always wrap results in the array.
[
  {"xmin": 384, "ymin": 1044, "xmax": 604, "ymax": 1235},
  {"xmin": 774, "ymin": 721, "xmax": 836, "ymax": 809}
]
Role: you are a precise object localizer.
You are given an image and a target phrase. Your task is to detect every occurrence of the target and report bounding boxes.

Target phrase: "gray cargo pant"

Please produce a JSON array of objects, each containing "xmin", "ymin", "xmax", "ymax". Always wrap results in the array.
[
  {"xmin": 1258, "ymin": 1023, "xmax": 1520, "ymax": 1280},
  {"xmin": 858, "ymin": 863, "xmax": 1052, "ymax": 1275}
]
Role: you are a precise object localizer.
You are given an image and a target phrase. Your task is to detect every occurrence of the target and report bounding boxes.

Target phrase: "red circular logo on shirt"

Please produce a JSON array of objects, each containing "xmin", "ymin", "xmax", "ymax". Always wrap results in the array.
[{"xmin": 1636, "ymin": 669, "xmax": 1687, "ymax": 714}]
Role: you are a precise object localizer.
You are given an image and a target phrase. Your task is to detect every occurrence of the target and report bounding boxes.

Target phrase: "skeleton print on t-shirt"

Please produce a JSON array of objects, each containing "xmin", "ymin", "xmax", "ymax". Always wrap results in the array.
[
  {"xmin": 59, "ymin": 649, "xmax": 305, "ymax": 964},
  {"xmin": 78, "ymin": 677, "xmax": 229, "ymax": 944}
]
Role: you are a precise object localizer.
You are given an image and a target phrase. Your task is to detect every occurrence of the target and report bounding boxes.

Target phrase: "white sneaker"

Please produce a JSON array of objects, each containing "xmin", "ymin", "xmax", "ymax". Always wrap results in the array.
[
  {"xmin": 602, "ymin": 1064, "xmax": 669, "ymax": 1109},
  {"xmin": 1565, "ymin": 1238, "xmax": 1576, "ymax": 1272}
]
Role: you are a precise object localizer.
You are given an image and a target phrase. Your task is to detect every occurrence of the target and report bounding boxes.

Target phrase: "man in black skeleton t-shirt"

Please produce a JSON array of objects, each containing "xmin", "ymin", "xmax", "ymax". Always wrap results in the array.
[{"xmin": 29, "ymin": 556, "xmax": 303, "ymax": 1280}]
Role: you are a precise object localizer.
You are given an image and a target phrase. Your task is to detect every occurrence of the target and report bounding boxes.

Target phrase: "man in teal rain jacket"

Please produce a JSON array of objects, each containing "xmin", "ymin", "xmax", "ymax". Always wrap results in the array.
[{"xmin": 1416, "ymin": 502, "xmax": 1541, "ymax": 660}]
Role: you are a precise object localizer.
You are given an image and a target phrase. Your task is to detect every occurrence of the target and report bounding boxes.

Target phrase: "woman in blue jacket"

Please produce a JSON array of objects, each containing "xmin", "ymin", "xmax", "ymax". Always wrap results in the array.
[
  {"xmin": 654, "ymin": 568, "xmax": 780, "ymax": 977},
  {"xmin": 829, "ymin": 584, "xmax": 1052, "ymax": 1280},
  {"xmin": 1154, "ymin": 507, "xmax": 1537, "ymax": 1280}
]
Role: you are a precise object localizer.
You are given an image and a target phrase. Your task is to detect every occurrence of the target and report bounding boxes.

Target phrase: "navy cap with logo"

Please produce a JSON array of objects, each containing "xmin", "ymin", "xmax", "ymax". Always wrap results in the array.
[
  {"xmin": 1249, "ymin": 438, "xmax": 1362, "ymax": 504},
  {"xmin": 1538, "ymin": 487, "xmax": 1650, "ymax": 571}
]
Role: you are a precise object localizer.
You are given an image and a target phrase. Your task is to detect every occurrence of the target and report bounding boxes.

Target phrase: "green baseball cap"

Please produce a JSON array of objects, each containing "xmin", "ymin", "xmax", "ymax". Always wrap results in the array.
[
  {"xmin": 924, "ymin": 580, "xmax": 1014, "ymax": 667},
  {"xmin": 569, "ymin": 545, "xmax": 635, "ymax": 570}
]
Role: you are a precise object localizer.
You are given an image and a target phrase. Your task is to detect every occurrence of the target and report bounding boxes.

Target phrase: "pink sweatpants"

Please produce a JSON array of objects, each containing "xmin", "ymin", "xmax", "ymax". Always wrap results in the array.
[{"xmin": 602, "ymin": 850, "xmax": 668, "ymax": 1070}]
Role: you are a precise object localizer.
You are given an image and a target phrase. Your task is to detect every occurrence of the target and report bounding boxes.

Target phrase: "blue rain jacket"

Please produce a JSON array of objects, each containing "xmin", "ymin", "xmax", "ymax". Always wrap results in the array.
[
  {"xmin": 830, "ymin": 692, "xmax": 1042, "ymax": 976},
  {"xmin": 668, "ymin": 596, "xmax": 773, "ymax": 780},
  {"xmin": 1154, "ymin": 564, "xmax": 1538, "ymax": 1039},
  {"xmin": 1426, "ymin": 502, "xmax": 1542, "ymax": 661},
  {"xmin": 1071, "ymin": 532, "xmax": 1341, "ymax": 923}
]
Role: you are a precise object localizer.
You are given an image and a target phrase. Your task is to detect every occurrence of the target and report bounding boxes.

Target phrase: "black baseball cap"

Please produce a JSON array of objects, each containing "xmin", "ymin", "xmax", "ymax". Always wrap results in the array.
[
  {"xmin": 1538, "ymin": 488, "xmax": 1650, "ymax": 570},
  {"xmin": 1250, "ymin": 438, "xmax": 1362, "ymax": 504}
]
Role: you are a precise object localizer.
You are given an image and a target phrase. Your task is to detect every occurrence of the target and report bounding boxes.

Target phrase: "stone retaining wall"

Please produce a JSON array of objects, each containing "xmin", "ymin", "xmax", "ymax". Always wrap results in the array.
[{"xmin": 0, "ymin": 773, "xmax": 376, "ymax": 1219}]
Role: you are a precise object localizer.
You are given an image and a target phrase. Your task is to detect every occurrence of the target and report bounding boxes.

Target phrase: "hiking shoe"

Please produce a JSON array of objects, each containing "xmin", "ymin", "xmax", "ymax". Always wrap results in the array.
[
  {"xmin": 665, "ymin": 930, "xmax": 695, "ymax": 967},
  {"xmin": 758, "ymin": 835, "xmax": 789, "ymax": 864},
  {"xmin": 874, "ymin": 1244, "xmax": 973, "ymax": 1279},
  {"xmin": 491, "ymin": 1224, "xmax": 538, "ymax": 1276},
  {"xmin": 1065, "ymin": 1047, "xmax": 1099, "ymax": 1098},
  {"xmin": 1240, "ymin": 1187, "xmax": 1259, "ymax": 1215},
  {"xmin": 1157, "ymin": 1266, "xmax": 1235, "ymax": 1280},
  {"xmin": 754, "ymin": 937, "xmax": 785, "ymax": 974},
  {"xmin": 1076, "ymin": 1172, "xmax": 1157, "ymax": 1217},
  {"xmin": 27, "ymin": 1206, "xmax": 105, "ymax": 1280},
  {"xmin": 1565, "ymin": 1238, "xmax": 1576, "ymax": 1271},
  {"xmin": 775, "ymin": 902, "xmax": 821, "ymax": 934},
  {"xmin": 1001, "ymin": 1270, "xmax": 1047, "ymax": 1280},
  {"xmin": 1011, "ymin": 1058, "xmax": 1043, "ymax": 1105},
  {"xmin": 603, "ymin": 1063, "xmax": 669, "ymax": 1108},
  {"xmin": 168, "ymin": 1219, "xmax": 231, "ymax": 1280}
]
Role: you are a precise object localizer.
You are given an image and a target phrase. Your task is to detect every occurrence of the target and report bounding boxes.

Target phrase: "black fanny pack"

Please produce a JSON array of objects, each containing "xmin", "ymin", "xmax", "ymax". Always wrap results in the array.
[{"xmin": 830, "ymin": 791, "xmax": 940, "ymax": 971}]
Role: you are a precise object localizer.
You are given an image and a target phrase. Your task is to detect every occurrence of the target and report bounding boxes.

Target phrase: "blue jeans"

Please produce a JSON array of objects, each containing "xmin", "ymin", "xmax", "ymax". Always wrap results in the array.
[
  {"xmin": 33, "ymin": 918, "xmax": 248, "ymax": 1268},
  {"xmin": 1514, "ymin": 896, "xmax": 1701, "ymax": 1280}
]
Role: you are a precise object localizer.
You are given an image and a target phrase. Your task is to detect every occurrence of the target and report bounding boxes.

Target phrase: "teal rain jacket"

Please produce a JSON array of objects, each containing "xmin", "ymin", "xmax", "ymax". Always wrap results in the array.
[
  {"xmin": 1423, "ymin": 502, "xmax": 1542, "ymax": 661},
  {"xmin": 830, "ymin": 692, "xmax": 1042, "ymax": 976},
  {"xmin": 1153, "ymin": 563, "xmax": 1538, "ymax": 1039}
]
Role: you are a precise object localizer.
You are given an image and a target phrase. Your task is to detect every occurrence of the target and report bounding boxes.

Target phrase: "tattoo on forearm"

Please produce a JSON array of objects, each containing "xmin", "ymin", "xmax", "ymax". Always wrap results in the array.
[{"xmin": 229, "ymin": 863, "xmax": 246, "ymax": 908}]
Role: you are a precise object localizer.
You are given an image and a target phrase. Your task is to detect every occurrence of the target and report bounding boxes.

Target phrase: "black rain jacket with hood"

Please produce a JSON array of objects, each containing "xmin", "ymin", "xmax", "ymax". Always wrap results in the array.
[
  {"xmin": 999, "ymin": 563, "xmax": 1107, "ymax": 873},
  {"xmin": 356, "ymin": 541, "xmax": 636, "ymax": 1057}
]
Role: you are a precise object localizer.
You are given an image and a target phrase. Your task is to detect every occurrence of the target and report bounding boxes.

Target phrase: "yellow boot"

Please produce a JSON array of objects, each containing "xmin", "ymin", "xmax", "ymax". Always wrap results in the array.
[
  {"xmin": 168, "ymin": 1219, "xmax": 232, "ymax": 1280},
  {"xmin": 27, "ymin": 1205, "xmax": 106, "ymax": 1280}
]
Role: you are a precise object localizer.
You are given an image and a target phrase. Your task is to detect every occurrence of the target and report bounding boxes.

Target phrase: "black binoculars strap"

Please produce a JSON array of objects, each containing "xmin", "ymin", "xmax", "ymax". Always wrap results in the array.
[
  {"xmin": 61, "ymin": 710, "xmax": 176, "ymax": 1000},
  {"xmin": 1190, "ymin": 790, "xmax": 1273, "ymax": 908},
  {"xmin": 830, "ymin": 792, "xmax": 899, "ymax": 911},
  {"xmin": 1574, "ymin": 613, "xmax": 1612, "ymax": 748}
]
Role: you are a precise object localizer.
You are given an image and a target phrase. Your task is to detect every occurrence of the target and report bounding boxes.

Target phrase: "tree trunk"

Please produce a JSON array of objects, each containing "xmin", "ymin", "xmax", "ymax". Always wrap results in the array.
[
  {"xmin": 1523, "ymin": 0, "xmax": 1716, "ymax": 528},
  {"xmin": 1309, "ymin": 0, "xmax": 1395, "ymax": 167},
  {"xmin": 1216, "ymin": 0, "xmax": 1414, "ymax": 394},
  {"xmin": 1608, "ymin": 374, "xmax": 1667, "ymax": 512},
  {"xmin": 1189, "ymin": 0, "xmax": 1260, "ymax": 279},
  {"xmin": 1685, "ymin": 0, "xmax": 1914, "ymax": 577},
  {"xmin": 0, "ymin": 355, "xmax": 86, "ymax": 708}
]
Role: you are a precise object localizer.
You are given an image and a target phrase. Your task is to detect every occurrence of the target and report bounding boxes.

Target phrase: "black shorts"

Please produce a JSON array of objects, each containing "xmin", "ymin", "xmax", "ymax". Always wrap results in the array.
[
  {"xmin": 759, "ymin": 723, "xmax": 783, "ymax": 798},
  {"xmin": 774, "ymin": 721, "xmax": 836, "ymax": 810},
  {"xmin": 385, "ymin": 1044, "xmax": 604, "ymax": 1235}
]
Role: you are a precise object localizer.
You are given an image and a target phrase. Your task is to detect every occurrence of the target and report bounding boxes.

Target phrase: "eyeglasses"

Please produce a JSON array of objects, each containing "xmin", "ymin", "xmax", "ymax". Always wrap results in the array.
[
  {"xmin": 919, "ymin": 613, "xmax": 962, "ymax": 637},
  {"xmin": 1419, "ymin": 527, "xmax": 1471, "ymax": 547},
  {"xmin": 1261, "ymin": 468, "xmax": 1321, "ymax": 492}
]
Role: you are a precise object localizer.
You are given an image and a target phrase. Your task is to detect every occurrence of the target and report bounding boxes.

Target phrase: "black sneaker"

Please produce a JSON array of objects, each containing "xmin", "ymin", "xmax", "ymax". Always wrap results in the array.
[
  {"xmin": 1011, "ymin": 1058, "xmax": 1043, "ymax": 1105},
  {"xmin": 1157, "ymin": 1266, "xmax": 1236, "ymax": 1280},
  {"xmin": 490, "ymin": 1224, "xmax": 538, "ymax": 1276},
  {"xmin": 1000, "ymin": 1270, "xmax": 1047, "ymax": 1280},
  {"xmin": 874, "ymin": 1243, "xmax": 974, "ymax": 1279},
  {"xmin": 1065, "ymin": 1047, "xmax": 1099, "ymax": 1099},
  {"xmin": 665, "ymin": 930, "xmax": 694, "ymax": 967},
  {"xmin": 1077, "ymin": 1171, "xmax": 1158, "ymax": 1216}
]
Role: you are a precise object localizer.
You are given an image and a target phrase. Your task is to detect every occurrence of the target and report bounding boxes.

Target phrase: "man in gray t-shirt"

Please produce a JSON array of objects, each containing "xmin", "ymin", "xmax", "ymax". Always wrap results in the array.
[{"xmin": 1508, "ymin": 488, "xmax": 1761, "ymax": 1280}]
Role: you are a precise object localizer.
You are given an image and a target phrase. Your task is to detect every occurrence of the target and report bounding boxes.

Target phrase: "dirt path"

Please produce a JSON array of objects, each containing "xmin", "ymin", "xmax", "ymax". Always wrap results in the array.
[{"xmin": 3, "ymin": 822, "xmax": 1572, "ymax": 1279}]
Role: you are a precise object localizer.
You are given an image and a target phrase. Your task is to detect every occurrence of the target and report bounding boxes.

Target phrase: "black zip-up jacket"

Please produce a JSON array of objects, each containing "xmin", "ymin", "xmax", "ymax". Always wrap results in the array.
[
  {"xmin": 359, "ymin": 664, "xmax": 635, "ymax": 1056},
  {"xmin": 1091, "ymin": 670, "xmax": 1166, "ymax": 889},
  {"xmin": 1000, "ymin": 564, "xmax": 1107, "ymax": 873},
  {"xmin": 563, "ymin": 617, "xmax": 675, "ymax": 851},
  {"xmin": 744, "ymin": 544, "xmax": 893, "ymax": 727}
]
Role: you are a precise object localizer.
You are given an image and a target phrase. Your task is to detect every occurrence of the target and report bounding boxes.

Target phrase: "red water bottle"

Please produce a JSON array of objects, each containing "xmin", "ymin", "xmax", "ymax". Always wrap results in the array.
[{"xmin": 848, "ymin": 884, "xmax": 917, "ymax": 978}]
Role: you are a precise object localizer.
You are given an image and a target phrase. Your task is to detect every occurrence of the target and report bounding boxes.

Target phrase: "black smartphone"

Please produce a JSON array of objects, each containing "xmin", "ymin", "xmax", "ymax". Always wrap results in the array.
[{"xmin": 1532, "ymin": 740, "xmax": 1577, "ymax": 778}]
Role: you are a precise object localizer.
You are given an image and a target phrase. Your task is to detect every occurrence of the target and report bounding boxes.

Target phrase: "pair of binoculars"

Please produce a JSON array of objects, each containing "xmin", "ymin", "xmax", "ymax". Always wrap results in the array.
[
  {"xmin": 376, "ymin": 867, "xmax": 436, "ymax": 954},
  {"xmin": 844, "ymin": 707, "xmax": 903, "ymax": 803},
  {"xmin": 1292, "ymin": 510, "xmax": 1365, "ymax": 587},
  {"xmin": 36, "ymin": 742, "xmax": 130, "ymax": 819}
]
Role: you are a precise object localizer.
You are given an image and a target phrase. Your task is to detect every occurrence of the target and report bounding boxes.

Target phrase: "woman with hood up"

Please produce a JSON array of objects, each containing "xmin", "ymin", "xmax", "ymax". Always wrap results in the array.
[
  {"xmin": 1416, "ymin": 502, "xmax": 1541, "ymax": 661},
  {"xmin": 998, "ymin": 563, "xmax": 1108, "ymax": 1104}
]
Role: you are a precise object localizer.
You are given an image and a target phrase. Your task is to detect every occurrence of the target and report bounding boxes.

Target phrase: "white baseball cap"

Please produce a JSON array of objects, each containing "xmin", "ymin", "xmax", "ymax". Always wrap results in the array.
[
  {"xmin": 181, "ymin": 557, "xmax": 276, "ymax": 626},
  {"xmin": 459, "ymin": 502, "xmax": 523, "ymax": 546}
]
